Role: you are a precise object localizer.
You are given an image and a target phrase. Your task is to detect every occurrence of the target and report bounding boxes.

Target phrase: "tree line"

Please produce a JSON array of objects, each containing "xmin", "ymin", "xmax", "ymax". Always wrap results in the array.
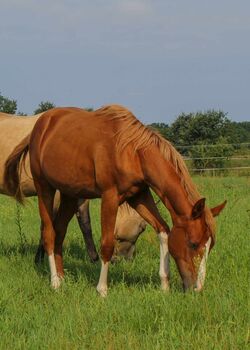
[
  {"xmin": 150, "ymin": 111, "xmax": 250, "ymax": 170},
  {"xmin": 1, "ymin": 92, "xmax": 249, "ymax": 170}
]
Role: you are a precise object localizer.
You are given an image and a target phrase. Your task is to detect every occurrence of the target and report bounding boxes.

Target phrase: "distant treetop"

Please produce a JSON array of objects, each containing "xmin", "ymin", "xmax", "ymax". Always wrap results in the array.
[
  {"xmin": 0, "ymin": 92, "xmax": 17, "ymax": 114},
  {"xmin": 34, "ymin": 101, "xmax": 56, "ymax": 115}
]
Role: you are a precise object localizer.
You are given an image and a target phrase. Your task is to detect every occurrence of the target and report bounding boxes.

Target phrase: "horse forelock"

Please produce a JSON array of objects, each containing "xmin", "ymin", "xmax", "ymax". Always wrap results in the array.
[{"xmin": 96, "ymin": 104, "xmax": 216, "ymax": 237}]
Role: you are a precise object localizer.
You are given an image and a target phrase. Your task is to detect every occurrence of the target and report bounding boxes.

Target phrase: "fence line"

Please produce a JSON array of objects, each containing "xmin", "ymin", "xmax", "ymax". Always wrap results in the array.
[
  {"xmin": 175, "ymin": 142, "xmax": 250, "ymax": 149},
  {"xmin": 184, "ymin": 156, "xmax": 250, "ymax": 161},
  {"xmin": 191, "ymin": 166, "xmax": 250, "ymax": 172}
]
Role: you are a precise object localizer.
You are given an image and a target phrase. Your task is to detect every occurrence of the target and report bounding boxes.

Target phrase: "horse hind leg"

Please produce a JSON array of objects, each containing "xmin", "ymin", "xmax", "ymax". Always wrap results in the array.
[
  {"xmin": 34, "ymin": 179, "xmax": 60, "ymax": 289},
  {"xmin": 34, "ymin": 191, "xmax": 62, "ymax": 265},
  {"xmin": 76, "ymin": 199, "xmax": 99, "ymax": 263},
  {"xmin": 53, "ymin": 194, "xmax": 77, "ymax": 278}
]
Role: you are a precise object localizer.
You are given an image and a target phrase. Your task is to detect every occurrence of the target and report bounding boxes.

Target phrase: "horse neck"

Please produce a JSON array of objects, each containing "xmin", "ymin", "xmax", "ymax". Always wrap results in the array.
[{"xmin": 139, "ymin": 146, "xmax": 192, "ymax": 217}]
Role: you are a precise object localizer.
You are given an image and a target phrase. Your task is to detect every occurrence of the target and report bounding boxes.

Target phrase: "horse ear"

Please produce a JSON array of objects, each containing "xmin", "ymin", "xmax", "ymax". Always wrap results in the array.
[
  {"xmin": 210, "ymin": 200, "xmax": 227, "ymax": 217},
  {"xmin": 191, "ymin": 198, "xmax": 206, "ymax": 219}
]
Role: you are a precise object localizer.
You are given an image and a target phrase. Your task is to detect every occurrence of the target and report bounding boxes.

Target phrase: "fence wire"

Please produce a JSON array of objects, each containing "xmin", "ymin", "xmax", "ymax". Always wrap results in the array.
[{"xmin": 173, "ymin": 142, "xmax": 250, "ymax": 174}]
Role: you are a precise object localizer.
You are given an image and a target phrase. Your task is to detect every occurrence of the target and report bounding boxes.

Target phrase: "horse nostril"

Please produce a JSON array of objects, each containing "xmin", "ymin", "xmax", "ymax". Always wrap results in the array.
[{"xmin": 189, "ymin": 242, "xmax": 199, "ymax": 250}]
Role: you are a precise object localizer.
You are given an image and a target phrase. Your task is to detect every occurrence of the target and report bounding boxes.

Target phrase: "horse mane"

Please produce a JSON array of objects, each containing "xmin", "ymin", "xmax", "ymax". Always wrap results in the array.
[{"xmin": 96, "ymin": 104, "xmax": 215, "ymax": 236}]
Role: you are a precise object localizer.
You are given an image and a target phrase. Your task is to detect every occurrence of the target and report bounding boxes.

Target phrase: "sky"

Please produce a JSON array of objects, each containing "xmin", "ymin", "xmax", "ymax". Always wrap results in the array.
[{"xmin": 0, "ymin": 0, "xmax": 249, "ymax": 123}]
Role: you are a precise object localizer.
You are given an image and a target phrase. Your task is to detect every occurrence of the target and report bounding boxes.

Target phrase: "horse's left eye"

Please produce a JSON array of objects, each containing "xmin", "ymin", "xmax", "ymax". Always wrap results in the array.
[{"xmin": 189, "ymin": 242, "xmax": 199, "ymax": 250}]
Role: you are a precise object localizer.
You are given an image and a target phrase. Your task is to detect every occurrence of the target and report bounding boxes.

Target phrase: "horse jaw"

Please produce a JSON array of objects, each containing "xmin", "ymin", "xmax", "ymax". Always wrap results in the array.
[{"xmin": 194, "ymin": 237, "xmax": 211, "ymax": 292}]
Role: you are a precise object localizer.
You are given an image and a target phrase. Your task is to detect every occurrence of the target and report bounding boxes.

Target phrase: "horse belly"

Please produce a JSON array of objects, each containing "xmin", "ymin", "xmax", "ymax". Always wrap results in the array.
[{"xmin": 40, "ymin": 144, "xmax": 100, "ymax": 198}]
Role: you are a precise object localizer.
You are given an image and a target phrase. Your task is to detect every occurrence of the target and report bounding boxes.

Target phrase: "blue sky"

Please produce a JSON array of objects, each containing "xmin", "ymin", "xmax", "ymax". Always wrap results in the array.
[{"xmin": 0, "ymin": 0, "xmax": 249, "ymax": 123}]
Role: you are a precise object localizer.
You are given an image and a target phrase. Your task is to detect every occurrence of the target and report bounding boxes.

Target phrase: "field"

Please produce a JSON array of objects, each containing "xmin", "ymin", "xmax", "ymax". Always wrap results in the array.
[{"xmin": 0, "ymin": 176, "xmax": 249, "ymax": 350}]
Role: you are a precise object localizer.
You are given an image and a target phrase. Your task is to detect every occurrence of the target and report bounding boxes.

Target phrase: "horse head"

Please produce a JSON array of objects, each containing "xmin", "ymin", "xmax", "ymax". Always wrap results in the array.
[{"xmin": 168, "ymin": 199, "xmax": 226, "ymax": 291}]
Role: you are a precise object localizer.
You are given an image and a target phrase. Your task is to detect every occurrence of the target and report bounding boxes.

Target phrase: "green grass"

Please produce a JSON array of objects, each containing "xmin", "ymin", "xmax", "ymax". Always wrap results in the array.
[{"xmin": 0, "ymin": 177, "xmax": 249, "ymax": 349}]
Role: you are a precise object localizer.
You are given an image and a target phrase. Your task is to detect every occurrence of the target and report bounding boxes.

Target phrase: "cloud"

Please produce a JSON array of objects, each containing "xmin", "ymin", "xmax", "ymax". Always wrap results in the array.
[{"xmin": 116, "ymin": 0, "xmax": 152, "ymax": 18}]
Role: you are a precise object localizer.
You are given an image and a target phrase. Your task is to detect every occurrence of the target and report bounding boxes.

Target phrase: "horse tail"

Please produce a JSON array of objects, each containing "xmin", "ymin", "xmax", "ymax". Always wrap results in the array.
[{"xmin": 4, "ymin": 134, "xmax": 30, "ymax": 204}]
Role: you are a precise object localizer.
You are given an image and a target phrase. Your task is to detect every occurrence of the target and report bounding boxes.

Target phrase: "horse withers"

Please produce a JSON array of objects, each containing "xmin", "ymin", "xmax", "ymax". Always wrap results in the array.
[{"xmin": 4, "ymin": 105, "xmax": 226, "ymax": 295}]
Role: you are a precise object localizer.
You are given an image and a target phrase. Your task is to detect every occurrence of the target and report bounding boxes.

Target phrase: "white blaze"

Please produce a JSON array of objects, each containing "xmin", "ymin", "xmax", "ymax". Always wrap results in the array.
[{"xmin": 195, "ymin": 237, "xmax": 212, "ymax": 291}]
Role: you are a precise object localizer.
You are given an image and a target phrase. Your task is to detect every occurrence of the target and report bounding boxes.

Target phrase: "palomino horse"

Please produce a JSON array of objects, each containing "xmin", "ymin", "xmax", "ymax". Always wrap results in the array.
[
  {"xmin": 4, "ymin": 105, "xmax": 226, "ymax": 296},
  {"xmin": 0, "ymin": 112, "xmax": 146, "ymax": 261},
  {"xmin": 77, "ymin": 199, "xmax": 147, "ymax": 262}
]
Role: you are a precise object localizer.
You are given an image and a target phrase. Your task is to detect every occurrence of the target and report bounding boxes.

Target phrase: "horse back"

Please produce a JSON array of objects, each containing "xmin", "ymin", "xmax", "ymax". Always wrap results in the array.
[{"xmin": 29, "ymin": 108, "xmax": 144, "ymax": 199}]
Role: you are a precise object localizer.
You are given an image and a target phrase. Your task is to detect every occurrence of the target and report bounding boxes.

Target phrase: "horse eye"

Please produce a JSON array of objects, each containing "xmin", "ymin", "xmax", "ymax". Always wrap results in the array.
[{"xmin": 189, "ymin": 242, "xmax": 199, "ymax": 250}]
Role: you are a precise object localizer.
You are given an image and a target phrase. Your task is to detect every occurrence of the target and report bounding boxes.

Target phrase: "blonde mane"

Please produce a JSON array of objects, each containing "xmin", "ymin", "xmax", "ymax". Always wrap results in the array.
[{"xmin": 96, "ymin": 105, "xmax": 215, "ymax": 235}]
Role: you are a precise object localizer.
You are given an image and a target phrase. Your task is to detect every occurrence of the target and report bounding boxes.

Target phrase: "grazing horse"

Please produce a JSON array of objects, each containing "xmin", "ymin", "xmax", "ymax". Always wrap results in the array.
[
  {"xmin": 0, "ymin": 112, "xmax": 146, "ymax": 262},
  {"xmin": 112, "ymin": 202, "xmax": 147, "ymax": 260},
  {"xmin": 4, "ymin": 105, "xmax": 226, "ymax": 296}
]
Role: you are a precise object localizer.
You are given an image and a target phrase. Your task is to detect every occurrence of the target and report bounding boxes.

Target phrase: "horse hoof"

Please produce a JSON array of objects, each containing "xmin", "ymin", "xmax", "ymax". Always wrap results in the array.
[
  {"xmin": 96, "ymin": 285, "xmax": 108, "ymax": 297},
  {"xmin": 160, "ymin": 279, "xmax": 170, "ymax": 292},
  {"xmin": 90, "ymin": 253, "xmax": 99, "ymax": 263},
  {"xmin": 51, "ymin": 275, "xmax": 61, "ymax": 289}
]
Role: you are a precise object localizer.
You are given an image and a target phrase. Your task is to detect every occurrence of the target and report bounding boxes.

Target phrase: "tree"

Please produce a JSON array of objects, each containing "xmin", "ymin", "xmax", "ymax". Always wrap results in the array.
[
  {"xmin": 223, "ymin": 121, "xmax": 250, "ymax": 144},
  {"xmin": 171, "ymin": 110, "xmax": 231, "ymax": 145},
  {"xmin": 149, "ymin": 122, "xmax": 172, "ymax": 140},
  {"xmin": 167, "ymin": 110, "xmax": 236, "ymax": 170},
  {"xmin": 0, "ymin": 92, "xmax": 17, "ymax": 114},
  {"xmin": 34, "ymin": 101, "xmax": 56, "ymax": 114}
]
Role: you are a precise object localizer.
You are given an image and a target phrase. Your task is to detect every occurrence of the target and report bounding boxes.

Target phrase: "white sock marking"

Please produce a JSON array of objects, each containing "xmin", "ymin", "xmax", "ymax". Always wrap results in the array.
[
  {"xmin": 96, "ymin": 260, "xmax": 109, "ymax": 297},
  {"xmin": 158, "ymin": 232, "xmax": 170, "ymax": 291},
  {"xmin": 48, "ymin": 253, "xmax": 61, "ymax": 289}
]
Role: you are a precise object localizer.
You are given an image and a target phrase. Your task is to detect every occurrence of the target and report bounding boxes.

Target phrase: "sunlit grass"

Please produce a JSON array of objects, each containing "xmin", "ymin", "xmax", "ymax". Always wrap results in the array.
[{"xmin": 0, "ymin": 177, "xmax": 249, "ymax": 349}]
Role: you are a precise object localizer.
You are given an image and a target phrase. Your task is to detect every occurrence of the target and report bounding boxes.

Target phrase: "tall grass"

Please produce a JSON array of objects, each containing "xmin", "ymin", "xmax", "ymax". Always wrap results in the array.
[{"xmin": 0, "ymin": 177, "xmax": 249, "ymax": 349}]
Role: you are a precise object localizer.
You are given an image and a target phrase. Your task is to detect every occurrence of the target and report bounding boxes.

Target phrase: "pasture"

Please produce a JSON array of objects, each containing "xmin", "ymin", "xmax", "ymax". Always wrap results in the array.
[{"xmin": 0, "ymin": 176, "xmax": 249, "ymax": 349}]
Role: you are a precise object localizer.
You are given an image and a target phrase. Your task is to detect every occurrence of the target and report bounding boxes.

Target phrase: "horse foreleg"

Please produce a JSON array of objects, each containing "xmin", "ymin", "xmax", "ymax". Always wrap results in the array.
[
  {"xmin": 127, "ymin": 188, "xmax": 171, "ymax": 291},
  {"xmin": 76, "ymin": 199, "xmax": 99, "ymax": 263},
  {"xmin": 97, "ymin": 189, "xmax": 119, "ymax": 297}
]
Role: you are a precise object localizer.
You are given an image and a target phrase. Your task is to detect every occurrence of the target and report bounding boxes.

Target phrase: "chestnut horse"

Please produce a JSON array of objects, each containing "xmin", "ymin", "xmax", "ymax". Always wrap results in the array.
[
  {"xmin": 4, "ymin": 105, "xmax": 226, "ymax": 296},
  {"xmin": 0, "ymin": 112, "xmax": 98, "ymax": 261},
  {"xmin": 0, "ymin": 112, "xmax": 146, "ymax": 262}
]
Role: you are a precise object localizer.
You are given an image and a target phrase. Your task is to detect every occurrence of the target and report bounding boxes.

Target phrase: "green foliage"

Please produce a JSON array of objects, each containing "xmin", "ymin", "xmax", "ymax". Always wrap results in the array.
[
  {"xmin": 34, "ymin": 101, "xmax": 56, "ymax": 114},
  {"xmin": 150, "ymin": 122, "xmax": 172, "ymax": 140},
  {"xmin": 17, "ymin": 111, "xmax": 27, "ymax": 116},
  {"xmin": 170, "ymin": 110, "xmax": 231, "ymax": 151},
  {"xmin": 0, "ymin": 92, "xmax": 17, "ymax": 114},
  {"xmin": 188, "ymin": 137, "xmax": 234, "ymax": 171},
  {"xmin": 224, "ymin": 121, "xmax": 250, "ymax": 144},
  {"xmin": 151, "ymin": 110, "xmax": 249, "ymax": 171}
]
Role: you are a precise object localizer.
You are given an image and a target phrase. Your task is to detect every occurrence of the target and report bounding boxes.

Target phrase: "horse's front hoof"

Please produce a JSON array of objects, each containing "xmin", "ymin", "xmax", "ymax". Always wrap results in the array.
[
  {"xmin": 96, "ymin": 285, "xmax": 108, "ymax": 297},
  {"xmin": 51, "ymin": 274, "xmax": 61, "ymax": 289}
]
